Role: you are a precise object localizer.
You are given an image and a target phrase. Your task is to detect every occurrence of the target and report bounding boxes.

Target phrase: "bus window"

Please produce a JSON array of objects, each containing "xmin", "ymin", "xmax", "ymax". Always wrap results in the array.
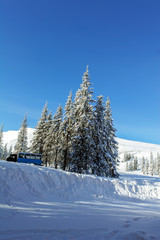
[
  {"xmin": 19, "ymin": 153, "xmax": 25, "ymax": 158},
  {"xmin": 25, "ymin": 154, "xmax": 31, "ymax": 159},
  {"xmin": 30, "ymin": 154, "xmax": 35, "ymax": 159},
  {"xmin": 36, "ymin": 155, "xmax": 41, "ymax": 160}
]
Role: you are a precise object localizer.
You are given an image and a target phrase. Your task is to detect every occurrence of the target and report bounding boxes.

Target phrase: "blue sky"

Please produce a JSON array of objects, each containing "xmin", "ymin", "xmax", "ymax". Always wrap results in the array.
[{"xmin": 0, "ymin": 0, "xmax": 160, "ymax": 144}]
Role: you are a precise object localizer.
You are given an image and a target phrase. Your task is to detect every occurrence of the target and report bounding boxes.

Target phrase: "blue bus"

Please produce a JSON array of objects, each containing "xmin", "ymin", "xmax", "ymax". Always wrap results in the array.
[{"xmin": 7, "ymin": 152, "xmax": 42, "ymax": 165}]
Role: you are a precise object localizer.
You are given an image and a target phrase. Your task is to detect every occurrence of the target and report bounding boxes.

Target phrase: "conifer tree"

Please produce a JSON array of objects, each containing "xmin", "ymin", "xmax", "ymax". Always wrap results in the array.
[
  {"xmin": 104, "ymin": 97, "xmax": 119, "ymax": 177},
  {"xmin": 8, "ymin": 145, "xmax": 13, "ymax": 156},
  {"xmin": 129, "ymin": 160, "xmax": 133, "ymax": 171},
  {"xmin": 145, "ymin": 159, "xmax": 149, "ymax": 175},
  {"xmin": 155, "ymin": 153, "xmax": 160, "ymax": 175},
  {"xmin": 43, "ymin": 111, "xmax": 53, "ymax": 166},
  {"xmin": 70, "ymin": 66, "xmax": 95, "ymax": 174},
  {"xmin": 149, "ymin": 152, "xmax": 154, "ymax": 176},
  {"xmin": 14, "ymin": 114, "xmax": 28, "ymax": 153},
  {"xmin": 0, "ymin": 124, "xmax": 3, "ymax": 159},
  {"xmin": 157, "ymin": 153, "xmax": 160, "ymax": 176},
  {"xmin": 133, "ymin": 157, "xmax": 138, "ymax": 171},
  {"xmin": 2, "ymin": 143, "xmax": 8, "ymax": 160},
  {"xmin": 141, "ymin": 156, "xmax": 145, "ymax": 174},
  {"xmin": 59, "ymin": 91, "xmax": 74, "ymax": 170},
  {"xmin": 125, "ymin": 161, "xmax": 129, "ymax": 171},
  {"xmin": 92, "ymin": 95, "xmax": 110, "ymax": 176},
  {"xmin": 30, "ymin": 102, "xmax": 48, "ymax": 154},
  {"xmin": 44, "ymin": 105, "xmax": 63, "ymax": 168}
]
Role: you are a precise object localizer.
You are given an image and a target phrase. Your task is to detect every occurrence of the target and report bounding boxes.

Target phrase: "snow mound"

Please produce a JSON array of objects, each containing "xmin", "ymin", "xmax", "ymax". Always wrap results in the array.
[
  {"xmin": 1, "ymin": 160, "xmax": 160, "ymax": 204},
  {"xmin": 1, "ymin": 160, "xmax": 160, "ymax": 240}
]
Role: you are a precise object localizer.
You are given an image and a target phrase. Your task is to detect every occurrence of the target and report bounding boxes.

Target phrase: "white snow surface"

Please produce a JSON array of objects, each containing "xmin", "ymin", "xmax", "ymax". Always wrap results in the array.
[
  {"xmin": 0, "ymin": 160, "xmax": 160, "ymax": 240},
  {"xmin": 1, "ymin": 129, "xmax": 160, "ymax": 239}
]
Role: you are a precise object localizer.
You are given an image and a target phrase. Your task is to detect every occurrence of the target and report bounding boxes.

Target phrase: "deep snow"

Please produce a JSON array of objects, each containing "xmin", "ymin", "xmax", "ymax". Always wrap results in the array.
[
  {"xmin": 0, "ymin": 160, "xmax": 160, "ymax": 240},
  {"xmin": 1, "ymin": 129, "xmax": 160, "ymax": 239}
]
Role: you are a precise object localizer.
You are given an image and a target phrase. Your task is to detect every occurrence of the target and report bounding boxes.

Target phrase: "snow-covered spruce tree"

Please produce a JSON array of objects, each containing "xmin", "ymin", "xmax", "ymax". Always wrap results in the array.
[
  {"xmin": 92, "ymin": 95, "xmax": 110, "ymax": 177},
  {"xmin": 2, "ymin": 143, "xmax": 8, "ymax": 160},
  {"xmin": 157, "ymin": 153, "xmax": 160, "ymax": 176},
  {"xmin": 8, "ymin": 145, "xmax": 13, "ymax": 156},
  {"xmin": 133, "ymin": 157, "xmax": 138, "ymax": 171},
  {"xmin": 14, "ymin": 114, "xmax": 28, "ymax": 154},
  {"xmin": 141, "ymin": 156, "xmax": 145, "ymax": 174},
  {"xmin": 104, "ymin": 97, "xmax": 119, "ymax": 177},
  {"xmin": 125, "ymin": 161, "xmax": 129, "ymax": 171},
  {"xmin": 42, "ymin": 111, "xmax": 53, "ymax": 166},
  {"xmin": 43, "ymin": 105, "xmax": 63, "ymax": 168},
  {"xmin": 59, "ymin": 91, "xmax": 74, "ymax": 170},
  {"xmin": 30, "ymin": 102, "xmax": 48, "ymax": 154},
  {"xmin": 155, "ymin": 153, "xmax": 160, "ymax": 175},
  {"xmin": 145, "ymin": 159, "xmax": 149, "ymax": 175},
  {"xmin": 0, "ymin": 124, "xmax": 3, "ymax": 159},
  {"xmin": 129, "ymin": 160, "xmax": 133, "ymax": 171},
  {"xmin": 70, "ymin": 66, "xmax": 96, "ymax": 174},
  {"xmin": 149, "ymin": 152, "xmax": 154, "ymax": 176}
]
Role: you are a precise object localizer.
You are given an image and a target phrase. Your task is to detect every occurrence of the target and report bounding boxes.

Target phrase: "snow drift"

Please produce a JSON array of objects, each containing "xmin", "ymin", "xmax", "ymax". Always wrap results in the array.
[
  {"xmin": 1, "ymin": 160, "xmax": 160, "ymax": 204},
  {"xmin": 1, "ymin": 160, "xmax": 160, "ymax": 240}
]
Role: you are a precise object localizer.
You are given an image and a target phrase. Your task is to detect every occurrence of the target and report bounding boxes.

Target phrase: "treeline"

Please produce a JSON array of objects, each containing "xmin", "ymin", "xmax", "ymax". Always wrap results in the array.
[
  {"xmin": 125, "ymin": 152, "xmax": 160, "ymax": 176},
  {"xmin": 1, "ymin": 67, "xmax": 119, "ymax": 178},
  {"xmin": 0, "ymin": 124, "xmax": 12, "ymax": 160}
]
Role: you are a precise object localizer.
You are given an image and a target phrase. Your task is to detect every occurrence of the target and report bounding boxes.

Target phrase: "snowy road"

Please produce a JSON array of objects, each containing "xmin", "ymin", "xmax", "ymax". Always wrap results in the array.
[{"xmin": 0, "ymin": 160, "xmax": 160, "ymax": 240}]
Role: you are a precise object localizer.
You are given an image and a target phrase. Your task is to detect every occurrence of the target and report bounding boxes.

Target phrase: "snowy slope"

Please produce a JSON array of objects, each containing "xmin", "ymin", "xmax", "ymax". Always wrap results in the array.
[
  {"xmin": 117, "ymin": 137, "xmax": 160, "ymax": 159},
  {"xmin": 3, "ymin": 128, "xmax": 34, "ymax": 149},
  {"xmin": 0, "ymin": 160, "xmax": 160, "ymax": 240}
]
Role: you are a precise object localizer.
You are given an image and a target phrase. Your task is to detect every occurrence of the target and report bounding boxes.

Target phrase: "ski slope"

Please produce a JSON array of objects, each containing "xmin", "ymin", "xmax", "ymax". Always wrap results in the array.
[{"xmin": 0, "ymin": 160, "xmax": 160, "ymax": 240}]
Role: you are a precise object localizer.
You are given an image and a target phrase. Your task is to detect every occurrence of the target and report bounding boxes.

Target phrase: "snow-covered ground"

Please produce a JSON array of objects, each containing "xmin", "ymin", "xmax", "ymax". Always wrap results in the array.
[
  {"xmin": 0, "ymin": 159, "xmax": 160, "ymax": 240},
  {"xmin": 1, "ymin": 129, "xmax": 160, "ymax": 239}
]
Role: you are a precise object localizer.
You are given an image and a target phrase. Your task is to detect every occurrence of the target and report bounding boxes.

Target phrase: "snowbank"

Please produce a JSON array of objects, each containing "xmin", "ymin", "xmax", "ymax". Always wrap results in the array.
[
  {"xmin": 1, "ymin": 160, "xmax": 160, "ymax": 204},
  {"xmin": 1, "ymin": 160, "xmax": 160, "ymax": 240}
]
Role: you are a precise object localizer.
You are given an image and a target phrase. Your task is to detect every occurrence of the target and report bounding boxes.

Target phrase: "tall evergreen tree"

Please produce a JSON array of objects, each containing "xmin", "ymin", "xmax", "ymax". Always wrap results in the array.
[
  {"xmin": 43, "ymin": 111, "xmax": 53, "ymax": 166},
  {"xmin": 133, "ymin": 157, "xmax": 138, "ymax": 171},
  {"xmin": 59, "ymin": 91, "xmax": 74, "ymax": 170},
  {"xmin": 92, "ymin": 95, "xmax": 110, "ymax": 176},
  {"xmin": 155, "ymin": 153, "xmax": 160, "ymax": 175},
  {"xmin": 157, "ymin": 153, "xmax": 160, "ymax": 176},
  {"xmin": 70, "ymin": 66, "xmax": 95, "ymax": 174},
  {"xmin": 0, "ymin": 124, "xmax": 3, "ymax": 159},
  {"xmin": 125, "ymin": 161, "xmax": 129, "ymax": 171},
  {"xmin": 30, "ymin": 102, "xmax": 48, "ymax": 154},
  {"xmin": 141, "ymin": 156, "xmax": 145, "ymax": 174},
  {"xmin": 145, "ymin": 159, "xmax": 149, "ymax": 175},
  {"xmin": 14, "ymin": 114, "xmax": 28, "ymax": 153},
  {"xmin": 104, "ymin": 97, "xmax": 119, "ymax": 177},
  {"xmin": 2, "ymin": 143, "xmax": 8, "ymax": 160},
  {"xmin": 44, "ymin": 105, "xmax": 63, "ymax": 168},
  {"xmin": 149, "ymin": 152, "xmax": 154, "ymax": 176}
]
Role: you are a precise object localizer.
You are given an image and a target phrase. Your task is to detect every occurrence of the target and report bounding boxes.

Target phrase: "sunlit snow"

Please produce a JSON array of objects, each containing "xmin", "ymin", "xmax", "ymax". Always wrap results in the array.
[{"xmin": 0, "ymin": 129, "xmax": 160, "ymax": 240}]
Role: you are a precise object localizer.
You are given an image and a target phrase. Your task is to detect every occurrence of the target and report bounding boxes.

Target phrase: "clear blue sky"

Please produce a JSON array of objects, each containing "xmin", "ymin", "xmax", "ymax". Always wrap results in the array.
[{"xmin": 0, "ymin": 0, "xmax": 160, "ymax": 144}]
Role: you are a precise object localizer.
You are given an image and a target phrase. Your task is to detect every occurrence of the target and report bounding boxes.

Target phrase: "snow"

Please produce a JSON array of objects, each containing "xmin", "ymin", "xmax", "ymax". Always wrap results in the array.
[
  {"xmin": 117, "ymin": 137, "xmax": 160, "ymax": 159},
  {"xmin": 3, "ymin": 128, "xmax": 34, "ymax": 150},
  {"xmin": 0, "ymin": 160, "xmax": 160, "ymax": 240},
  {"xmin": 1, "ymin": 129, "xmax": 160, "ymax": 239}
]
